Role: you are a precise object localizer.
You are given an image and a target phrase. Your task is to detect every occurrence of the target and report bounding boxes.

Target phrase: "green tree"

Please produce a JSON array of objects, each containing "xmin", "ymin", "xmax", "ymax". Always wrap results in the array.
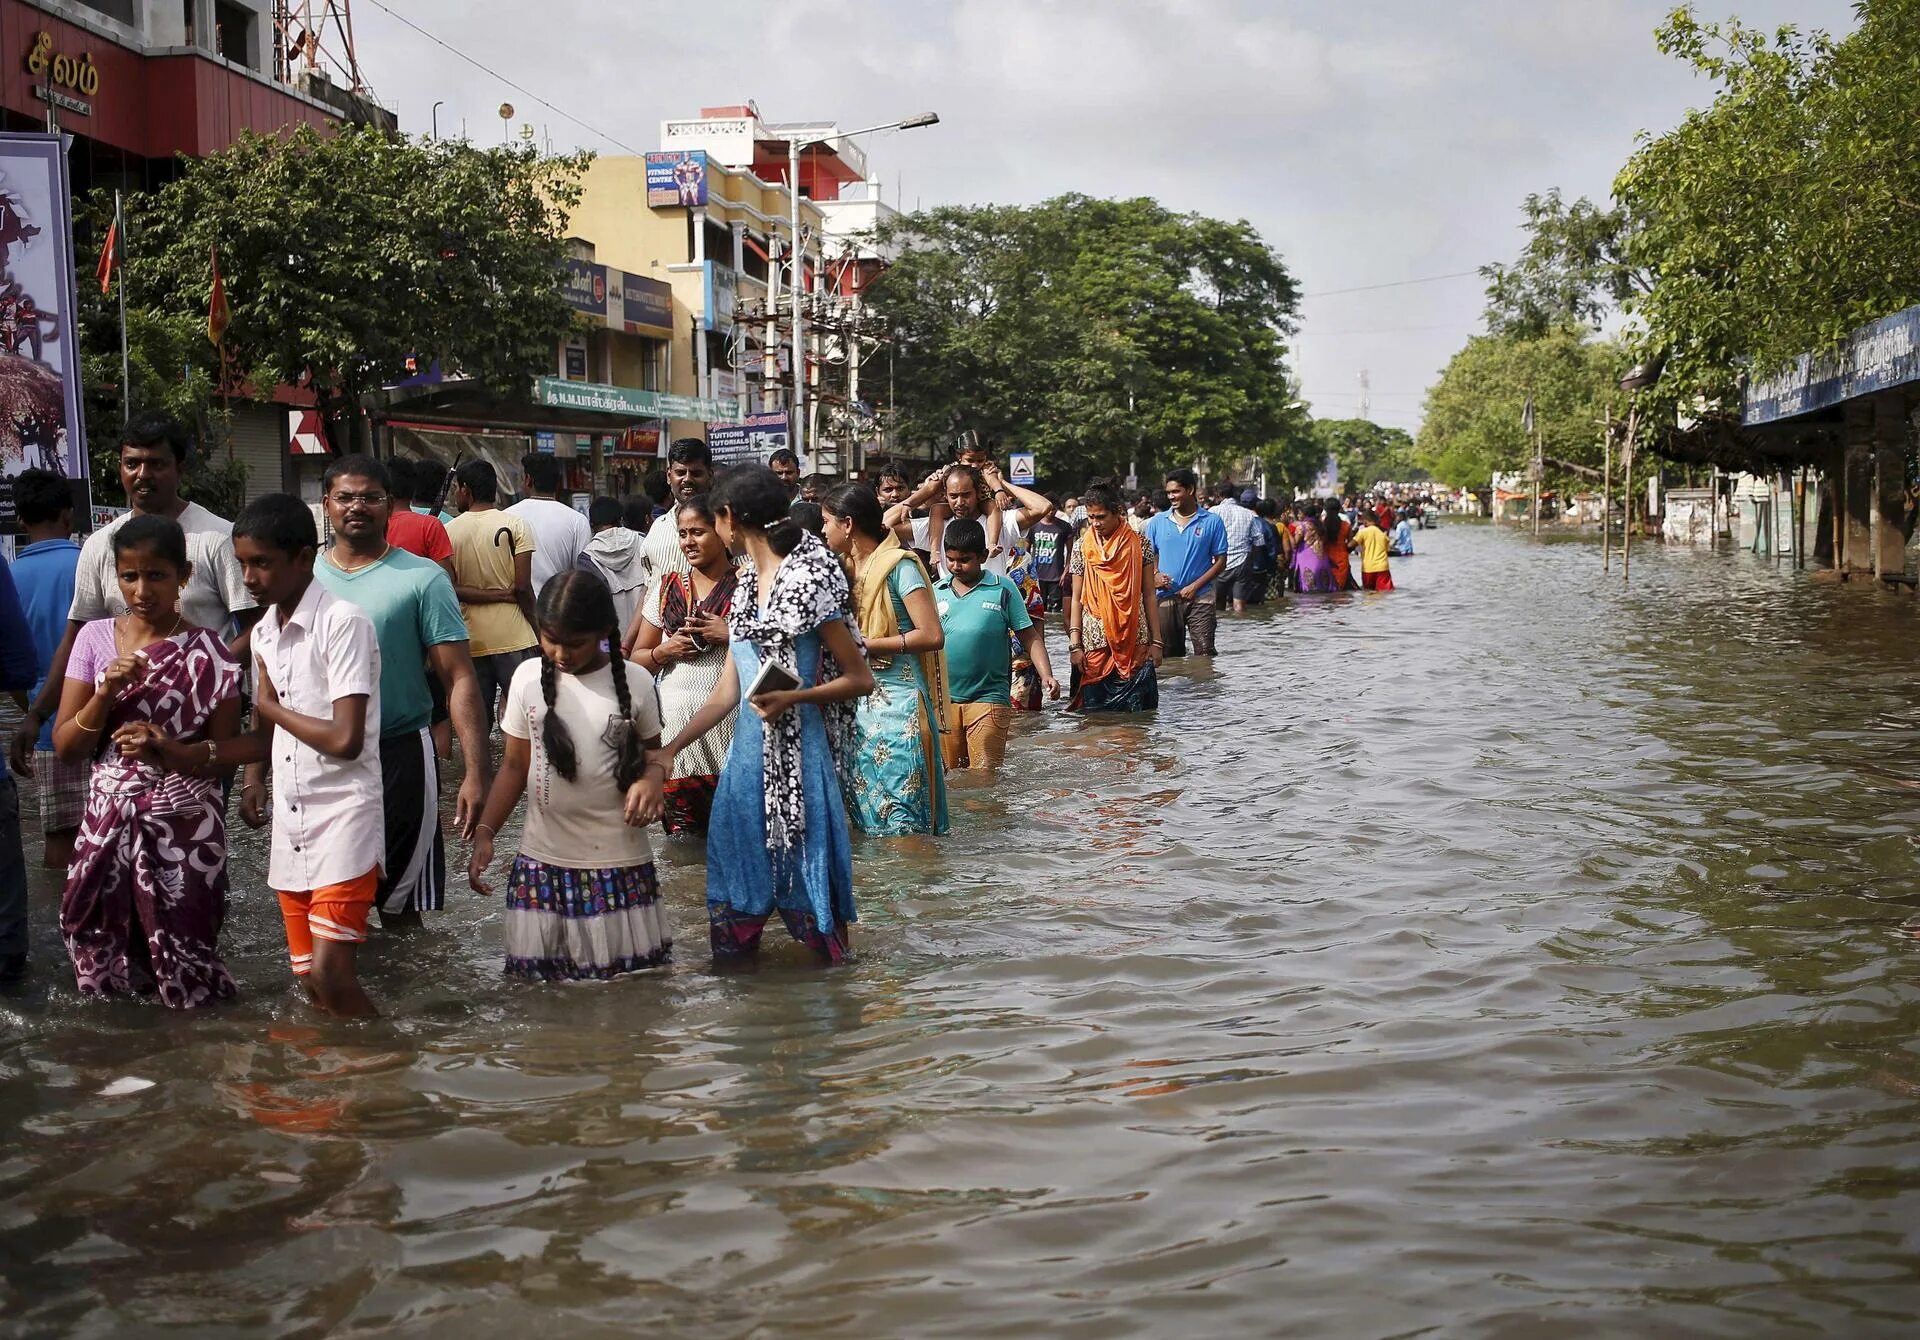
[
  {"xmin": 1417, "ymin": 329, "xmax": 1624, "ymax": 489},
  {"xmin": 1308, "ymin": 418, "xmax": 1420, "ymax": 492},
  {"xmin": 867, "ymin": 194, "xmax": 1310, "ymax": 485},
  {"xmin": 1480, "ymin": 188, "xmax": 1649, "ymax": 338},
  {"xmin": 1616, "ymin": 1, "xmax": 1920, "ymax": 427},
  {"xmin": 119, "ymin": 126, "xmax": 590, "ymax": 453}
]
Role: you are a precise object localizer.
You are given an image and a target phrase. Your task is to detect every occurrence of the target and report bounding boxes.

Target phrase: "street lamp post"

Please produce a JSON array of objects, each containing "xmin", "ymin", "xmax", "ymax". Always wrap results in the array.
[{"xmin": 788, "ymin": 112, "xmax": 938, "ymax": 467}]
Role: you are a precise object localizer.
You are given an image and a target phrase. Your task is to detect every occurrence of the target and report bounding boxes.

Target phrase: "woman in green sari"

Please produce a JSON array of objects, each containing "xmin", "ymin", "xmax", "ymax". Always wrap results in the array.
[{"xmin": 821, "ymin": 483, "xmax": 950, "ymax": 836}]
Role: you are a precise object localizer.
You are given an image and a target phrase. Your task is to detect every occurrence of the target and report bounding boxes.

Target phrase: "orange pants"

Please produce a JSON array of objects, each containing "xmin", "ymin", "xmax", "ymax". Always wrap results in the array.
[
  {"xmin": 275, "ymin": 867, "xmax": 378, "ymax": 977},
  {"xmin": 943, "ymin": 702, "xmax": 1013, "ymax": 771}
]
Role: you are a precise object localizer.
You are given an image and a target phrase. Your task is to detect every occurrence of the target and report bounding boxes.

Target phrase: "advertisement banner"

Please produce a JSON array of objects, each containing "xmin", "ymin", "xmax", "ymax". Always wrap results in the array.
[
  {"xmin": 646, "ymin": 150, "xmax": 708, "ymax": 208},
  {"xmin": 0, "ymin": 133, "xmax": 87, "ymax": 530},
  {"xmin": 703, "ymin": 261, "xmax": 737, "ymax": 332},
  {"xmin": 707, "ymin": 412, "xmax": 792, "ymax": 467}
]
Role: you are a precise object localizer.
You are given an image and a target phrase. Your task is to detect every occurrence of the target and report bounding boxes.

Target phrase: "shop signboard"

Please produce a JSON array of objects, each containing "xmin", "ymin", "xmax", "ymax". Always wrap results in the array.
[
  {"xmin": 0, "ymin": 133, "xmax": 87, "ymax": 531},
  {"xmin": 620, "ymin": 273, "xmax": 673, "ymax": 335},
  {"xmin": 535, "ymin": 376, "xmax": 741, "ymax": 424},
  {"xmin": 534, "ymin": 431, "xmax": 557, "ymax": 454},
  {"xmin": 1743, "ymin": 301, "xmax": 1920, "ymax": 426},
  {"xmin": 562, "ymin": 258, "xmax": 607, "ymax": 318},
  {"xmin": 646, "ymin": 150, "xmax": 708, "ymax": 208},
  {"xmin": 707, "ymin": 412, "xmax": 792, "ymax": 467}
]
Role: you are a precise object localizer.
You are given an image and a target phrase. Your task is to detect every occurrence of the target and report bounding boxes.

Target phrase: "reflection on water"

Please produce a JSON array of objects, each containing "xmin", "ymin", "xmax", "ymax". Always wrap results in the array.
[{"xmin": 6, "ymin": 524, "xmax": 1920, "ymax": 1336}]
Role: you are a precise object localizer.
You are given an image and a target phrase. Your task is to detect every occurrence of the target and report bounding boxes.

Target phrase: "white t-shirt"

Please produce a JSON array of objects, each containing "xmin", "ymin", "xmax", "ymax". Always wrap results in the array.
[
  {"xmin": 505, "ymin": 497, "xmax": 592, "ymax": 594},
  {"xmin": 638, "ymin": 506, "xmax": 689, "ymax": 587},
  {"xmin": 911, "ymin": 508, "xmax": 1026, "ymax": 579},
  {"xmin": 70, "ymin": 501, "xmax": 253, "ymax": 634},
  {"xmin": 502, "ymin": 655, "xmax": 664, "ymax": 869}
]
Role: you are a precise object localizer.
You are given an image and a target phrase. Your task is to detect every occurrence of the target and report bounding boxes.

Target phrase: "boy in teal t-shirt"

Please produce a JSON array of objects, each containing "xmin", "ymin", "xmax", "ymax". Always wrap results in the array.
[{"xmin": 935, "ymin": 519, "xmax": 1059, "ymax": 771}]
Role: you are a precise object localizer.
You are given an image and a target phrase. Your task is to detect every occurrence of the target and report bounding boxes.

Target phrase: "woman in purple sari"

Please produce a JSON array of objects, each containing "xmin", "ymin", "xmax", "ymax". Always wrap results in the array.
[
  {"xmin": 52, "ymin": 516, "xmax": 244, "ymax": 1008},
  {"xmin": 1293, "ymin": 516, "xmax": 1336, "ymax": 592}
]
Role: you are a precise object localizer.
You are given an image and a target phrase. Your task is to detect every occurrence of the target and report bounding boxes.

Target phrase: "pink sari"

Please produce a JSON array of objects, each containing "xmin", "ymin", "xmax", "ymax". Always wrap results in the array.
[{"xmin": 62, "ymin": 624, "xmax": 242, "ymax": 1008}]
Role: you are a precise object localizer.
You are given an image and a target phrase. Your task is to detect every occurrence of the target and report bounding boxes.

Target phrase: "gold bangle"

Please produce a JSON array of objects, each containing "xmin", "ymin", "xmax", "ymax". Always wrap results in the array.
[{"xmin": 476, "ymin": 823, "xmax": 497, "ymax": 838}]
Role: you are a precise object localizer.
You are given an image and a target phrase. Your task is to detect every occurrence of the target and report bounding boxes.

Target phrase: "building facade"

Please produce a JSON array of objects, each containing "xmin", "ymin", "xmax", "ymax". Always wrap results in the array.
[{"xmin": 561, "ymin": 103, "xmax": 910, "ymax": 477}]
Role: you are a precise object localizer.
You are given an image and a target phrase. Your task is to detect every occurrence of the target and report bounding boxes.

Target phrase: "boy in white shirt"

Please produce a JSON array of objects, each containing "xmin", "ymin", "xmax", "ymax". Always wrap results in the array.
[{"xmin": 226, "ymin": 495, "xmax": 385, "ymax": 1016}]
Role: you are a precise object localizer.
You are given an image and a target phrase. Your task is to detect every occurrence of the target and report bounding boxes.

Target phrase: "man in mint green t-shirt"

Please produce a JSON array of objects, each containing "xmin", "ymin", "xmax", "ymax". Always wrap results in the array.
[
  {"xmin": 934, "ymin": 518, "xmax": 1059, "ymax": 772},
  {"xmin": 307, "ymin": 456, "xmax": 491, "ymax": 930}
]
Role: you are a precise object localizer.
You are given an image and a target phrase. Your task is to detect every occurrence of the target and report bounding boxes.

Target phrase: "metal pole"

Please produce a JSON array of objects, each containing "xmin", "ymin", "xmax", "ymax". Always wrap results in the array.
[
  {"xmin": 789, "ymin": 135, "xmax": 806, "ymax": 465},
  {"xmin": 115, "ymin": 190, "xmax": 130, "ymax": 428},
  {"xmin": 1796, "ymin": 466, "xmax": 1807, "ymax": 569},
  {"xmin": 1872, "ymin": 444, "xmax": 1885, "ymax": 582},
  {"xmin": 1532, "ymin": 430, "xmax": 1542, "ymax": 538},
  {"xmin": 1622, "ymin": 394, "xmax": 1637, "ymax": 584},
  {"xmin": 1601, "ymin": 416, "xmax": 1612, "ymax": 572}
]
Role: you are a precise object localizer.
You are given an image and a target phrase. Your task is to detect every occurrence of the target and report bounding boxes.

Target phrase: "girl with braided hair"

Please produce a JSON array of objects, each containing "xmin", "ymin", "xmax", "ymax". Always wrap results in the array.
[{"xmin": 467, "ymin": 568, "xmax": 672, "ymax": 980}]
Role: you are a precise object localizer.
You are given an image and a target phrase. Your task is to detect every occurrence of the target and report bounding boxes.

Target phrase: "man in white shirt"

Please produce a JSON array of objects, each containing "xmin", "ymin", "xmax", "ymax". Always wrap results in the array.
[
  {"xmin": 10, "ymin": 411, "xmax": 259, "ymax": 779},
  {"xmin": 885, "ymin": 461, "xmax": 1055, "ymax": 580},
  {"xmin": 505, "ymin": 452, "xmax": 591, "ymax": 593},
  {"xmin": 225, "ymin": 493, "xmax": 385, "ymax": 1018},
  {"xmin": 627, "ymin": 438, "xmax": 714, "ymax": 646}
]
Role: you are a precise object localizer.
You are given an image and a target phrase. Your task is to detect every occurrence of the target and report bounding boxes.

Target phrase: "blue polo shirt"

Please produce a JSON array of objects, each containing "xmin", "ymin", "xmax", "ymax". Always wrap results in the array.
[
  {"xmin": 1144, "ymin": 508, "xmax": 1229, "ymax": 599},
  {"xmin": 11, "ymin": 538, "xmax": 80, "ymax": 748}
]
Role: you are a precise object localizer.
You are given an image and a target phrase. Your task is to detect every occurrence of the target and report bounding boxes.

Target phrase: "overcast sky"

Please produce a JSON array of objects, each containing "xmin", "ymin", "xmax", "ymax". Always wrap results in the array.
[{"xmin": 352, "ymin": 0, "xmax": 1859, "ymax": 437}]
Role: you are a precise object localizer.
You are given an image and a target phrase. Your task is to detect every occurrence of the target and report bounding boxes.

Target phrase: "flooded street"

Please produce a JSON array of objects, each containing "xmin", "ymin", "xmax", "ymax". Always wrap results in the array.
[{"xmin": 5, "ymin": 521, "xmax": 1920, "ymax": 1337}]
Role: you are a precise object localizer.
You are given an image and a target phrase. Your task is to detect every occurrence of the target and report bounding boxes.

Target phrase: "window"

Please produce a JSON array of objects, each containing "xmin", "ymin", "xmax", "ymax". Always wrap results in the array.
[
  {"xmin": 213, "ymin": 0, "xmax": 255, "ymax": 68},
  {"xmin": 76, "ymin": 0, "xmax": 136, "ymax": 23}
]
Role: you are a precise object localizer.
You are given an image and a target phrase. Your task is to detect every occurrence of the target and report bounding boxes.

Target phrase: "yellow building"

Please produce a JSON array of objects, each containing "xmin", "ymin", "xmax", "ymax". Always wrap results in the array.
[{"xmin": 563, "ymin": 147, "xmax": 825, "ymax": 451}]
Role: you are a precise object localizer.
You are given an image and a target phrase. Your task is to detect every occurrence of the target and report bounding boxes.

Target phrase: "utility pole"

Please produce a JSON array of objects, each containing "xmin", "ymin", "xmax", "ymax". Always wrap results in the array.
[{"xmin": 1358, "ymin": 368, "xmax": 1371, "ymax": 422}]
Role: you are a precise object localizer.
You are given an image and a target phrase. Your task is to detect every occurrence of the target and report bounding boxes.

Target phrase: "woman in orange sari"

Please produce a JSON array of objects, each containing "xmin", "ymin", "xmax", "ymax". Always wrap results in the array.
[
  {"xmin": 1322, "ymin": 499, "xmax": 1357, "ymax": 591},
  {"xmin": 1066, "ymin": 482, "xmax": 1163, "ymax": 712}
]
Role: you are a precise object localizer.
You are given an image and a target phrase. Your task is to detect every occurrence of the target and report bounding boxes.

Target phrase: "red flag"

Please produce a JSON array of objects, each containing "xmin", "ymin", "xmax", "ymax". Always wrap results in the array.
[
  {"xmin": 207, "ymin": 244, "xmax": 229, "ymax": 347},
  {"xmin": 96, "ymin": 217, "xmax": 117, "ymax": 295}
]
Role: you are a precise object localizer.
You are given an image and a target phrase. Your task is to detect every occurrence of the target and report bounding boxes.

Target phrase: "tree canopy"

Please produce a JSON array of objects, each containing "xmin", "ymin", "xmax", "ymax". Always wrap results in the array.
[
  {"xmin": 1418, "ymin": 328, "xmax": 1623, "ymax": 489},
  {"xmin": 865, "ymin": 194, "xmax": 1310, "ymax": 486},
  {"xmin": 1479, "ymin": 188, "xmax": 1648, "ymax": 339},
  {"xmin": 115, "ymin": 126, "xmax": 590, "ymax": 452},
  {"xmin": 1309, "ymin": 418, "xmax": 1420, "ymax": 492},
  {"xmin": 1615, "ymin": 0, "xmax": 1920, "ymax": 427}
]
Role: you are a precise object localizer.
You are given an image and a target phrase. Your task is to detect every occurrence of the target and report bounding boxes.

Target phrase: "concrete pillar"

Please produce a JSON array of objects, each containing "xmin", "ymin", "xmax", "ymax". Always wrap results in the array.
[
  {"xmin": 1874, "ymin": 392, "xmax": 1909, "ymax": 579},
  {"xmin": 1842, "ymin": 398, "xmax": 1874, "ymax": 572}
]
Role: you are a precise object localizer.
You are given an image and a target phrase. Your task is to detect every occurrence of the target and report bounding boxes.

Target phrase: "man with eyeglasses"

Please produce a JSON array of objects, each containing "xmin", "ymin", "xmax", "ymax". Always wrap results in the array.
[{"xmin": 299, "ymin": 455, "xmax": 491, "ymax": 929}]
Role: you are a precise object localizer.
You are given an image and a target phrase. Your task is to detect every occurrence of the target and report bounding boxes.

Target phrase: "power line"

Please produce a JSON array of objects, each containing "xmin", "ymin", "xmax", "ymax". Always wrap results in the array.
[
  {"xmin": 1301, "ymin": 269, "xmax": 1482, "ymax": 299},
  {"xmin": 359, "ymin": 0, "xmax": 645, "ymax": 155}
]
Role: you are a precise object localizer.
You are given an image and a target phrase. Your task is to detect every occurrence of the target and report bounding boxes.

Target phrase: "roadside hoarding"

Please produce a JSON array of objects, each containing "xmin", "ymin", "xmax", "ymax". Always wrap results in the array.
[
  {"xmin": 707, "ymin": 412, "xmax": 791, "ymax": 467},
  {"xmin": 646, "ymin": 150, "xmax": 708, "ymax": 208},
  {"xmin": 0, "ymin": 132, "xmax": 86, "ymax": 530}
]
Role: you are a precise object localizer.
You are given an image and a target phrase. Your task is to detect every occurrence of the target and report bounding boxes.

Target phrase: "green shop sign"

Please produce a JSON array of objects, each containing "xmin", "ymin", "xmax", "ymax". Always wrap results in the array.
[{"xmin": 535, "ymin": 377, "xmax": 740, "ymax": 424}]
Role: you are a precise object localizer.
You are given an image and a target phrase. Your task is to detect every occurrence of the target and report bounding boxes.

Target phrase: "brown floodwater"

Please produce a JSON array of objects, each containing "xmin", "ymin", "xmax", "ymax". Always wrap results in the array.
[{"xmin": 4, "ymin": 521, "xmax": 1920, "ymax": 1337}]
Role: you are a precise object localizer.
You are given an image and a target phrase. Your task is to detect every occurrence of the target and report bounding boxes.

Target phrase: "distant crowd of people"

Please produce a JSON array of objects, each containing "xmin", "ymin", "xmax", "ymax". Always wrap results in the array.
[{"xmin": 0, "ymin": 417, "xmax": 1426, "ymax": 1013}]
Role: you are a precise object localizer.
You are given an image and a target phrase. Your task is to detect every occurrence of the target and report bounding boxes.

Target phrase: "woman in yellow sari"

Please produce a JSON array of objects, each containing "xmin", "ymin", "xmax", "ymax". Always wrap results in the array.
[
  {"xmin": 1066, "ymin": 481, "xmax": 1163, "ymax": 712},
  {"xmin": 821, "ymin": 483, "xmax": 950, "ymax": 835}
]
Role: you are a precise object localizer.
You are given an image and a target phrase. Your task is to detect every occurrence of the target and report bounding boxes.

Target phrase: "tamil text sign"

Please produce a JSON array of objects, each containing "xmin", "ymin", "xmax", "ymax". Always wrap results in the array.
[
  {"xmin": 535, "ymin": 377, "xmax": 740, "ymax": 425},
  {"xmin": 1744, "ymin": 302, "xmax": 1920, "ymax": 426}
]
